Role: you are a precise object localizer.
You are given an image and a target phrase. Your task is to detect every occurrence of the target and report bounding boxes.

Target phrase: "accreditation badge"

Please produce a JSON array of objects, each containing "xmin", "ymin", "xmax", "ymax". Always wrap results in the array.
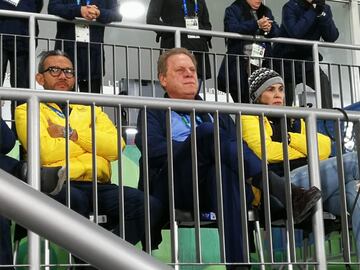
[
  {"xmin": 75, "ymin": 23, "xmax": 90, "ymax": 43},
  {"xmin": 250, "ymin": 43, "xmax": 265, "ymax": 67},
  {"xmin": 184, "ymin": 16, "xmax": 200, "ymax": 39}
]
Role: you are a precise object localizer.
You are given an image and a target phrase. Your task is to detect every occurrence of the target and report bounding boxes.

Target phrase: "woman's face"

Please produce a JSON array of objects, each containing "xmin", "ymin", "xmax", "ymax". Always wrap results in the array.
[
  {"xmin": 258, "ymin": 83, "xmax": 285, "ymax": 106},
  {"xmin": 246, "ymin": 0, "xmax": 262, "ymax": 10}
]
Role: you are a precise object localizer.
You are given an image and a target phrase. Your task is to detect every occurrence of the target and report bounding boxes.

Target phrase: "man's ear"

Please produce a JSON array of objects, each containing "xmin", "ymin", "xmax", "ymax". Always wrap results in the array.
[
  {"xmin": 159, "ymin": 73, "xmax": 167, "ymax": 89},
  {"xmin": 35, "ymin": 73, "xmax": 45, "ymax": 86}
]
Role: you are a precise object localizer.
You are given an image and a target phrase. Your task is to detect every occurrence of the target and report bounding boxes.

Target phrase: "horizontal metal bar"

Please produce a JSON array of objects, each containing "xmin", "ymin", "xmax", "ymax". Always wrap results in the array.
[
  {"xmin": 0, "ymin": 87, "xmax": 359, "ymax": 121},
  {"xmin": 1, "ymin": 10, "xmax": 360, "ymax": 51}
]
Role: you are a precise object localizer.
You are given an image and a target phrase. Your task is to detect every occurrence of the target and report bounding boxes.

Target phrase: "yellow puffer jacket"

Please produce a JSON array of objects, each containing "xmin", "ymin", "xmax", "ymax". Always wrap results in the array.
[
  {"xmin": 15, "ymin": 103, "xmax": 125, "ymax": 182},
  {"xmin": 241, "ymin": 115, "xmax": 331, "ymax": 163}
]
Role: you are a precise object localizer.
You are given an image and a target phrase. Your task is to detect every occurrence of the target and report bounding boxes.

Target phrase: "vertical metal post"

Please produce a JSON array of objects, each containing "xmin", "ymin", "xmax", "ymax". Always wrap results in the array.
[
  {"xmin": 280, "ymin": 116, "xmax": 296, "ymax": 264},
  {"xmin": 28, "ymin": 15, "xmax": 36, "ymax": 89},
  {"xmin": 334, "ymin": 120, "xmax": 351, "ymax": 263},
  {"xmin": 112, "ymin": 45, "xmax": 116, "ymax": 94},
  {"xmin": 236, "ymin": 56, "xmax": 241, "ymax": 103},
  {"xmin": 150, "ymin": 49, "xmax": 155, "ymax": 97},
  {"xmin": 305, "ymin": 114, "xmax": 326, "ymax": 269},
  {"xmin": 312, "ymin": 43, "xmax": 322, "ymax": 108},
  {"xmin": 190, "ymin": 110, "xmax": 202, "ymax": 263},
  {"xmin": 100, "ymin": 44, "xmax": 104, "ymax": 94},
  {"xmin": 213, "ymin": 111, "xmax": 226, "ymax": 263},
  {"xmin": 27, "ymin": 96, "xmax": 41, "ymax": 270},
  {"xmin": 235, "ymin": 113, "xmax": 250, "ymax": 263},
  {"xmin": 165, "ymin": 108, "xmax": 177, "ymax": 265},
  {"xmin": 91, "ymin": 104, "xmax": 98, "ymax": 224},
  {"xmin": 117, "ymin": 105, "xmax": 125, "ymax": 239},
  {"xmin": 175, "ymin": 30, "xmax": 181, "ymax": 48},
  {"xmin": 141, "ymin": 108, "xmax": 151, "ymax": 253},
  {"xmin": 349, "ymin": 0, "xmax": 360, "ymax": 101},
  {"xmin": 138, "ymin": 48, "xmax": 142, "ymax": 95},
  {"xmin": 87, "ymin": 42, "xmax": 91, "ymax": 92},
  {"xmin": 259, "ymin": 114, "xmax": 273, "ymax": 262},
  {"xmin": 125, "ymin": 46, "xmax": 130, "ymax": 93}
]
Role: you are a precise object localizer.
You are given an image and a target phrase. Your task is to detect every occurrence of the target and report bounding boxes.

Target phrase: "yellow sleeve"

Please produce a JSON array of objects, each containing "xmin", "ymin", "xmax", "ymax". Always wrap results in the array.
[
  {"xmin": 74, "ymin": 107, "xmax": 124, "ymax": 161},
  {"xmin": 288, "ymin": 119, "xmax": 331, "ymax": 160},
  {"xmin": 241, "ymin": 115, "xmax": 306, "ymax": 163},
  {"xmin": 15, "ymin": 104, "xmax": 85, "ymax": 166}
]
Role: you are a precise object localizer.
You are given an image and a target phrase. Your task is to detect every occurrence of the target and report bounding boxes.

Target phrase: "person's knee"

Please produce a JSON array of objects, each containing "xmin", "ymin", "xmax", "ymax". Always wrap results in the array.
[
  {"xmin": 51, "ymin": 186, "xmax": 90, "ymax": 217},
  {"xmin": 124, "ymin": 187, "xmax": 146, "ymax": 217},
  {"xmin": 149, "ymin": 196, "xmax": 165, "ymax": 226},
  {"xmin": 346, "ymin": 180, "xmax": 360, "ymax": 206}
]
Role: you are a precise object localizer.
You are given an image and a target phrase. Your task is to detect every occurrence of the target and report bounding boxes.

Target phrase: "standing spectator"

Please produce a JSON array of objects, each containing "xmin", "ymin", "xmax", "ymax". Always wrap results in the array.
[
  {"xmin": 217, "ymin": 0, "xmax": 279, "ymax": 103},
  {"xmin": 273, "ymin": 0, "xmax": 339, "ymax": 108},
  {"xmin": 146, "ymin": 0, "xmax": 212, "ymax": 89},
  {"xmin": 48, "ymin": 0, "xmax": 122, "ymax": 94},
  {"xmin": 0, "ymin": 0, "xmax": 43, "ymax": 120}
]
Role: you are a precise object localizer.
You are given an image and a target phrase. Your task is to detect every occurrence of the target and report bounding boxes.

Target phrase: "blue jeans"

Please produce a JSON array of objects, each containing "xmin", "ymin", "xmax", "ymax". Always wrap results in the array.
[{"xmin": 290, "ymin": 152, "xmax": 360, "ymax": 257}]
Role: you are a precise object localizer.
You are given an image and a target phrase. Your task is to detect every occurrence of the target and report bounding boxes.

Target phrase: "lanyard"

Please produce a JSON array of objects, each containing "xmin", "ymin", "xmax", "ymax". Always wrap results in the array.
[
  {"xmin": 46, "ymin": 104, "xmax": 66, "ymax": 119},
  {"xmin": 77, "ymin": 0, "xmax": 90, "ymax": 5},
  {"xmin": 182, "ymin": 0, "xmax": 198, "ymax": 17},
  {"xmin": 179, "ymin": 113, "xmax": 213, "ymax": 128}
]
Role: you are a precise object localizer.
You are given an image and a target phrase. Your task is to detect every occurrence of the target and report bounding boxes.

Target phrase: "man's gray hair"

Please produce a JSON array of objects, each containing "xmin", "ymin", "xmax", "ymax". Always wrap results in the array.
[{"xmin": 37, "ymin": 50, "xmax": 72, "ymax": 73}]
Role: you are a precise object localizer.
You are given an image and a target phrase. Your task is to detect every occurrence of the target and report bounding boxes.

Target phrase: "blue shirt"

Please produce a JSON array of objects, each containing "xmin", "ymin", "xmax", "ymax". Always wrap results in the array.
[{"xmin": 171, "ymin": 111, "xmax": 213, "ymax": 142}]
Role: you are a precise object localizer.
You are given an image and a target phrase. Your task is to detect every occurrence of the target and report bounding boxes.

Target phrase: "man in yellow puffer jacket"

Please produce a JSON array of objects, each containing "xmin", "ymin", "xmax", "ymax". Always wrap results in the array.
[{"xmin": 15, "ymin": 50, "xmax": 163, "ymax": 254}]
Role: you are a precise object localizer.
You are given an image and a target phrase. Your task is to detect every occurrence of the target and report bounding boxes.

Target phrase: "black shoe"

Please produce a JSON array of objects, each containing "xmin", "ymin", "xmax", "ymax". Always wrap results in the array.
[
  {"xmin": 40, "ymin": 166, "xmax": 66, "ymax": 195},
  {"xmin": 292, "ymin": 186, "xmax": 322, "ymax": 224}
]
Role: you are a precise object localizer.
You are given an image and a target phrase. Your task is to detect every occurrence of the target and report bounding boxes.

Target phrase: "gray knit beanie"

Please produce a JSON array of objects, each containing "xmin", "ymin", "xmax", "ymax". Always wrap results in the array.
[{"xmin": 248, "ymin": 68, "xmax": 284, "ymax": 103}]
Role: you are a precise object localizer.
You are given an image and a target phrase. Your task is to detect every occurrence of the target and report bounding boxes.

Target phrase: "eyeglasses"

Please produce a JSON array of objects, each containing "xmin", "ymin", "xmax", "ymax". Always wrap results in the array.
[{"xmin": 42, "ymin": 66, "xmax": 75, "ymax": 78}]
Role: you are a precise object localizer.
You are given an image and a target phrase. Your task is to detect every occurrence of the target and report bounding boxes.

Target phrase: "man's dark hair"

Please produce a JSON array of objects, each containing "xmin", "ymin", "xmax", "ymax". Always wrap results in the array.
[
  {"xmin": 157, "ymin": 48, "xmax": 197, "ymax": 78},
  {"xmin": 37, "ymin": 50, "xmax": 72, "ymax": 73}
]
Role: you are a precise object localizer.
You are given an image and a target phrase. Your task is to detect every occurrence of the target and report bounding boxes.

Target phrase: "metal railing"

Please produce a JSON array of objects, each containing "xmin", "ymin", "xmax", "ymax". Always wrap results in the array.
[
  {"xmin": 0, "ymin": 88, "xmax": 359, "ymax": 269},
  {"xmin": 1, "ymin": 9, "xmax": 360, "ymax": 270},
  {"xmin": 1, "ymin": 10, "xmax": 360, "ymax": 108}
]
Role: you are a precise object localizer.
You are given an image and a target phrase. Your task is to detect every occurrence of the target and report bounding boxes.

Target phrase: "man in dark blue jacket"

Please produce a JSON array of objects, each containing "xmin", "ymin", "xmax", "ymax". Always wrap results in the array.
[
  {"xmin": 0, "ymin": 0, "xmax": 43, "ymax": 120},
  {"xmin": 48, "ymin": 0, "xmax": 122, "ymax": 94},
  {"xmin": 136, "ymin": 48, "xmax": 322, "ymax": 269},
  {"xmin": 273, "ymin": 0, "xmax": 339, "ymax": 108},
  {"xmin": 136, "ymin": 48, "xmax": 262, "ymax": 269}
]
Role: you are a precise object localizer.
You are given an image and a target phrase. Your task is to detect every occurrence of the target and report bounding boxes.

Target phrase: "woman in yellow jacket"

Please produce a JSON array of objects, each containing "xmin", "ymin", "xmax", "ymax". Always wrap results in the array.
[
  {"xmin": 242, "ymin": 67, "xmax": 360, "ymax": 257},
  {"xmin": 242, "ymin": 67, "xmax": 331, "ymax": 174}
]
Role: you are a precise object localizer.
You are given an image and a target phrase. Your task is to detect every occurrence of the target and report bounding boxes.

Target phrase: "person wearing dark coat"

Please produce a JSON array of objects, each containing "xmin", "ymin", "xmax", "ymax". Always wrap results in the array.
[
  {"xmin": 135, "ymin": 48, "xmax": 320, "ymax": 269},
  {"xmin": 272, "ymin": 0, "xmax": 339, "ymax": 108},
  {"xmin": 0, "ymin": 0, "xmax": 43, "ymax": 121},
  {"xmin": 146, "ymin": 0, "xmax": 212, "ymax": 84},
  {"xmin": 0, "ymin": 118, "xmax": 22, "ymax": 270},
  {"xmin": 48, "ymin": 0, "xmax": 122, "ymax": 94},
  {"xmin": 217, "ymin": 0, "xmax": 280, "ymax": 103},
  {"xmin": 0, "ymin": 116, "xmax": 65, "ymax": 269}
]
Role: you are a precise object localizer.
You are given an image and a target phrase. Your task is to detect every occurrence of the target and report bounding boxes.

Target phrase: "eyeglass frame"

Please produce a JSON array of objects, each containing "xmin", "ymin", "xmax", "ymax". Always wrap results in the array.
[{"xmin": 41, "ymin": 66, "xmax": 75, "ymax": 79}]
